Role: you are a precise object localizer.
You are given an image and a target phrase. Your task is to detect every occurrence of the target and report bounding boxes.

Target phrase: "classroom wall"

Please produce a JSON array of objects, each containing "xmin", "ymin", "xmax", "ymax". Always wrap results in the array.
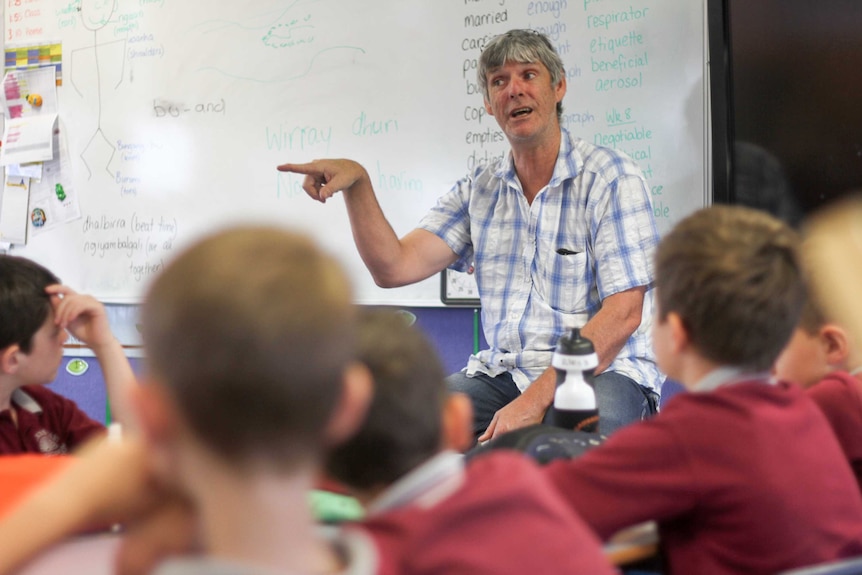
[
  {"xmin": 57, "ymin": 305, "xmax": 683, "ymax": 424},
  {"xmin": 60, "ymin": 305, "xmax": 485, "ymax": 423}
]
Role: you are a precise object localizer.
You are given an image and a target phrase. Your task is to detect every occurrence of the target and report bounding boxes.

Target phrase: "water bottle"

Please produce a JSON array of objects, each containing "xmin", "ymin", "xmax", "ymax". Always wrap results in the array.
[{"xmin": 550, "ymin": 328, "xmax": 600, "ymax": 432}]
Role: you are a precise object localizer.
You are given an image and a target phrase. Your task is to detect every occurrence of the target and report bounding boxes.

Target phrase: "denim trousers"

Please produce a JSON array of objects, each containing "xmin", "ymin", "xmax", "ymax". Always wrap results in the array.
[{"xmin": 446, "ymin": 369, "xmax": 660, "ymax": 437}]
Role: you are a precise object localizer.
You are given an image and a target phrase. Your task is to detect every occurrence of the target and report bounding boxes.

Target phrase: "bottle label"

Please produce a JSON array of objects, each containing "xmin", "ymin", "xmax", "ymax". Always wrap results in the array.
[{"xmin": 552, "ymin": 352, "xmax": 598, "ymax": 371}]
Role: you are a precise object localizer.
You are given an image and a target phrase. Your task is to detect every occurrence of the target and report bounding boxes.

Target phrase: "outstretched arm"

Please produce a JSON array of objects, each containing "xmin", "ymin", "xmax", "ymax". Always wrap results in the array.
[
  {"xmin": 278, "ymin": 159, "xmax": 457, "ymax": 287},
  {"xmin": 46, "ymin": 285, "xmax": 137, "ymax": 427},
  {"xmin": 0, "ymin": 438, "xmax": 164, "ymax": 574}
]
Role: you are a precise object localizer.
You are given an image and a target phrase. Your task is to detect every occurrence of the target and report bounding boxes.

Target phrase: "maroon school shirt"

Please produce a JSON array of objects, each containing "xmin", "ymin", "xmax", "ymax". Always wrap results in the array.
[
  {"xmin": 361, "ymin": 451, "xmax": 617, "ymax": 575},
  {"xmin": 0, "ymin": 385, "xmax": 104, "ymax": 455},
  {"xmin": 808, "ymin": 371, "xmax": 862, "ymax": 493},
  {"xmin": 543, "ymin": 379, "xmax": 862, "ymax": 575}
]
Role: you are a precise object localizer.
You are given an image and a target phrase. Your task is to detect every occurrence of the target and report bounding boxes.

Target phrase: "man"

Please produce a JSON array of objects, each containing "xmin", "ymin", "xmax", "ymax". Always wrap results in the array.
[{"xmin": 279, "ymin": 29, "xmax": 662, "ymax": 438}]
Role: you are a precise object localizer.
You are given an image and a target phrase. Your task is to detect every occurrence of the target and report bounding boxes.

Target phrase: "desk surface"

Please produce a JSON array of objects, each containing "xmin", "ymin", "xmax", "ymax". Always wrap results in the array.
[
  {"xmin": 15, "ymin": 532, "xmax": 120, "ymax": 575},
  {"xmin": 14, "ymin": 523, "xmax": 659, "ymax": 573}
]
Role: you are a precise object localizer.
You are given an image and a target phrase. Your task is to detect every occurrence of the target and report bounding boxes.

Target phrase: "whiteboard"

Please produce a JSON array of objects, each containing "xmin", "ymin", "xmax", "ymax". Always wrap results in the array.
[{"xmin": 2, "ymin": 0, "xmax": 707, "ymax": 304}]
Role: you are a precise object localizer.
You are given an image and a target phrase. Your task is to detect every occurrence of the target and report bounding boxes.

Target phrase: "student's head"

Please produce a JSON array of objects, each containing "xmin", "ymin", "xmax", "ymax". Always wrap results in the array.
[
  {"xmin": 478, "ymin": 29, "xmax": 566, "ymax": 120},
  {"xmin": 773, "ymin": 281, "xmax": 860, "ymax": 388},
  {"xmin": 0, "ymin": 256, "xmax": 67, "ymax": 385},
  {"xmin": 654, "ymin": 205, "xmax": 805, "ymax": 380},
  {"xmin": 138, "ymin": 226, "xmax": 371, "ymax": 479},
  {"xmin": 325, "ymin": 308, "xmax": 472, "ymax": 496}
]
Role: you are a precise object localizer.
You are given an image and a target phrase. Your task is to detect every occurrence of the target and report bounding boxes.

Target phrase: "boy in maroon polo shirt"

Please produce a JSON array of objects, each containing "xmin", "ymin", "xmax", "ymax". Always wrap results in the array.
[
  {"xmin": 773, "ymin": 288, "xmax": 862, "ymax": 492},
  {"xmin": 541, "ymin": 205, "xmax": 862, "ymax": 575},
  {"xmin": 0, "ymin": 256, "xmax": 135, "ymax": 454},
  {"xmin": 0, "ymin": 289, "xmax": 617, "ymax": 575},
  {"xmin": 326, "ymin": 309, "xmax": 617, "ymax": 575},
  {"xmin": 0, "ymin": 227, "xmax": 380, "ymax": 575}
]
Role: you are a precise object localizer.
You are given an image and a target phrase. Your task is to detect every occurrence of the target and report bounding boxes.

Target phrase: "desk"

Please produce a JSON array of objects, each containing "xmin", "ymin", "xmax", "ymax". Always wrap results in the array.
[
  {"xmin": 12, "ymin": 523, "xmax": 659, "ymax": 573},
  {"xmin": 14, "ymin": 532, "xmax": 120, "ymax": 575}
]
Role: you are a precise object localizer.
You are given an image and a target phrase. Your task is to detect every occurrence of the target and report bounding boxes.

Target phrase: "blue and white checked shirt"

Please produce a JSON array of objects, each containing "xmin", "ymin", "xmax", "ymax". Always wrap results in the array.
[{"xmin": 420, "ymin": 129, "xmax": 664, "ymax": 394}]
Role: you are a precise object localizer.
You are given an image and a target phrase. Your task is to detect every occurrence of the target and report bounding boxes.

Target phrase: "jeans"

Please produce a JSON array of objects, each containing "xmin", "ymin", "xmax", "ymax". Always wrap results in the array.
[{"xmin": 446, "ymin": 369, "xmax": 660, "ymax": 437}]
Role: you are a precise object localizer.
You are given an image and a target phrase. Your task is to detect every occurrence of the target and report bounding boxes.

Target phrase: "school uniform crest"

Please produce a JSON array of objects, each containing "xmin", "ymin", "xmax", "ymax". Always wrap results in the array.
[{"xmin": 34, "ymin": 429, "xmax": 67, "ymax": 455}]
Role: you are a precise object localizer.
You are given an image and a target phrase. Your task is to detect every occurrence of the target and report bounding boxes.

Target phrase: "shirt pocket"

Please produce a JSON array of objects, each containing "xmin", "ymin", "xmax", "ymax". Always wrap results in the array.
[{"xmin": 536, "ymin": 238, "xmax": 589, "ymax": 314}]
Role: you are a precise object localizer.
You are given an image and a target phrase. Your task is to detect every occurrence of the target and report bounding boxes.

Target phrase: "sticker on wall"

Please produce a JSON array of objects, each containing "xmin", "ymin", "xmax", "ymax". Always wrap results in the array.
[
  {"xmin": 65, "ymin": 358, "xmax": 89, "ymax": 376},
  {"xmin": 395, "ymin": 309, "xmax": 417, "ymax": 326},
  {"xmin": 30, "ymin": 207, "xmax": 47, "ymax": 227}
]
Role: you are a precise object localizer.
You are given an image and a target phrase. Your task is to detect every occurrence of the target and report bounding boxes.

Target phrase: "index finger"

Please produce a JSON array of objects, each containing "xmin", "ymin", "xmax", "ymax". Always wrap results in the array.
[
  {"xmin": 478, "ymin": 417, "xmax": 497, "ymax": 442},
  {"xmin": 45, "ymin": 284, "xmax": 76, "ymax": 311},
  {"xmin": 276, "ymin": 162, "xmax": 318, "ymax": 175},
  {"xmin": 45, "ymin": 284, "xmax": 78, "ymax": 297}
]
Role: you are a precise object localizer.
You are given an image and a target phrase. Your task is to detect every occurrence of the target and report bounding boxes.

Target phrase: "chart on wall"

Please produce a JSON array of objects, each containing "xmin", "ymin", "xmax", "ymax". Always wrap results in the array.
[{"xmin": 1, "ymin": 0, "xmax": 707, "ymax": 304}]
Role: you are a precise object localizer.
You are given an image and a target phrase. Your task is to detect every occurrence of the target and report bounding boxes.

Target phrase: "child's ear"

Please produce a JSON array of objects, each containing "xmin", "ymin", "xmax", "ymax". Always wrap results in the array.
[
  {"xmin": 442, "ymin": 392, "xmax": 473, "ymax": 453},
  {"xmin": 131, "ymin": 382, "xmax": 177, "ymax": 443},
  {"xmin": 323, "ymin": 362, "xmax": 373, "ymax": 448},
  {"xmin": 820, "ymin": 323, "xmax": 851, "ymax": 368},
  {"xmin": 129, "ymin": 381, "xmax": 182, "ymax": 479},
  {"xmin": 0, "ymin": 345, "xmax": 21, "ymax": 375},
  {"xmin": 667, "ymin": 311, "xmax": 690, "ymax": 354}
]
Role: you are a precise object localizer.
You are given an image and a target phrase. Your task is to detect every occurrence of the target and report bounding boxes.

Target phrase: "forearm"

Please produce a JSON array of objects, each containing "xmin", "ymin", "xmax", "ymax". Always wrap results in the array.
[
  {"xmin": 580, "ymin": 287, "xmax": 646, "ymax": 373},
  {"xmin": 0, "ymin": 439, "xmax": 158, "ymax": 574},
  {"xmin": 279, "ymin": 159, "xmax": 456, "ymax": 287},
  {"xmin": 0, "ymin": 499, "xmax": 76, "ymax": 573},
  {"xmin": 343, "ymin": 174, "xmax": 456, "ymax": 288},
  {"xmin": 91, "ymin": 338, "xmax": 137, "ymax": 427},
  {"xmin": 520, "ymin": 366, "xmax": 557, "ymax": 413},
  {"xmin": 0, "ymin": 466, "xmax": 99, "ymax": 574},
  {"xmin": 342, "ymin": 174, "xmax": 409, "ymax": 287}
]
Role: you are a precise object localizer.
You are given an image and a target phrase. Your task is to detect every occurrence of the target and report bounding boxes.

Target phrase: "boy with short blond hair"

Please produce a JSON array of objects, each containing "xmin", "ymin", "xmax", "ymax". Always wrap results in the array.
[
  {"xmin": 774, "ymin": 288, "xmax": 862, "ymax": 491},
  {"xmin": 541, "ymin": 205, "xmax": 862, "ymax": 575},
  {"xmin": 0, "ymin": 255, "xmax": 135, "ymax": 454},
  {"xmin": 132, "ymin": 226, "xmax": 376, "ymax": 574},
  {"xmin": 0, "ymin": 227, "xmax": 380, "ymax": 575}
]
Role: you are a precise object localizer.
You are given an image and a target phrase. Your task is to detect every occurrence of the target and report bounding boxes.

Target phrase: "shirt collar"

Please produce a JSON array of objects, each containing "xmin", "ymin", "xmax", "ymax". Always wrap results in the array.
[
  {"xmin": 11, "ymin": 388, "xmax": 42, "ymax": 413},
  {"xmin": 366, "ymin": 450, "xmax": 464, "ymax": 516},
  {"xmin": 494, "ymin": 127, "xmax": 579, "ymax": 190},
  {"xmin": 692, "ymin": 366, "xmax": 773, "ymax": 393},
  {"xmin": 329, "ymin": 527, "xmax": 380, "ymax": 575}
]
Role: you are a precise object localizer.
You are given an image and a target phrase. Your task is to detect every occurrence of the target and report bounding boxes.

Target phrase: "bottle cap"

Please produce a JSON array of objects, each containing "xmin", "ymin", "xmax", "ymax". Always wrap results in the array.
[{"xmin": 552, "ymin": 328, "xmax": 598, "ymax": 371}]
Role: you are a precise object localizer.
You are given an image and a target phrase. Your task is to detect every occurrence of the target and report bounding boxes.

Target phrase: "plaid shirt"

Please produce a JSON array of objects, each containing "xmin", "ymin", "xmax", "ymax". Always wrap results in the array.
[{"xmin": 420, "ymin": 129, "xmax": 663, "ymax": 393}]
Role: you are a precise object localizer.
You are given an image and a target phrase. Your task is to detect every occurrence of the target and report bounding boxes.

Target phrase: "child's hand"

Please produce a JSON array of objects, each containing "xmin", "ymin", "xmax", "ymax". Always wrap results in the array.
[
  {"xmin": 115, "ymin": 496, "xmax": 200, "ymax": 575},
  {"xmin": 45, "ymin": 284, "xmax": 116, "ymax": 350}
]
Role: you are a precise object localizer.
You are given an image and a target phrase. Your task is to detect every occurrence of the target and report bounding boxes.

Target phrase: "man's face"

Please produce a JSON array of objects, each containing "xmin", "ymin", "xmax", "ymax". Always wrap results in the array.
[
  {"xmin": 772, "ymin": 327, "xmax": 830, "ymax": 388},
  {"xmin": 483, "ymin": 60, "xmax": 565, "ymax": 146},
  {"xmin": 16, "ymin": 311, "xmax": 68, "ymax": 386}
]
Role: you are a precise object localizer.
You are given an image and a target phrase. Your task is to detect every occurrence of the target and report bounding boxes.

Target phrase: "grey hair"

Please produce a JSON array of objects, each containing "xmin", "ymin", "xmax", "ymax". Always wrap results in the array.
[{"xmin": 478, "ymin": 29, "xmax": 565, "ymax": 118}]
